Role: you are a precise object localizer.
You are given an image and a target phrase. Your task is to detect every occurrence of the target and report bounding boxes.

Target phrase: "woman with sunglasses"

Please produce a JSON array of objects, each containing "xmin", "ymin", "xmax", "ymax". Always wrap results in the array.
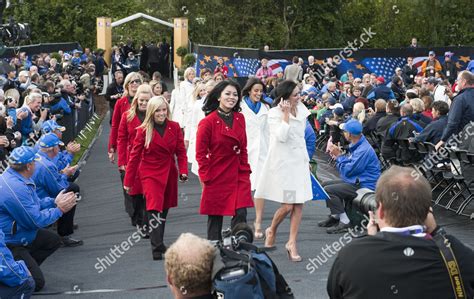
[
  {"xmin": 108, "ymin": 72, "xmax": 143, "ymax": 223},
  {"xmin": 117, "ymin": 84, "xmax": 153, "ymax": 230},
  {"xmin": 196, "ymin": 80, "xmax": 254, "ymax": 241},
  {"xmin": 124, "ymin": 96, "xmax": 188, "ymax": 260}
]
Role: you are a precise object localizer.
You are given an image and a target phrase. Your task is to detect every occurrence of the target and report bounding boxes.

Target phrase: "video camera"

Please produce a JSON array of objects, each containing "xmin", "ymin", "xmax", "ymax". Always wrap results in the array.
[{"xmin": 211, "ymin": 223, "xmax": 254, "ymax": 251}]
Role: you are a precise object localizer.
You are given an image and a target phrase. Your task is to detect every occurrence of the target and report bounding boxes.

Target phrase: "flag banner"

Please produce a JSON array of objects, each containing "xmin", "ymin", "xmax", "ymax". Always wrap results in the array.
[
  {"xmin": 193, "ymin": 43, "xmax": 473, "ymax": 81},
  {"xmin": 311, "ymin": 173, "xmax": 329, "ymax": 201}
]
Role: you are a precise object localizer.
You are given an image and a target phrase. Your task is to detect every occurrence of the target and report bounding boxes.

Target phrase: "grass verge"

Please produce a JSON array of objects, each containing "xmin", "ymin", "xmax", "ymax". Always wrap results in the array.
[{"xmin": 72, "ymin": 114, "xmax": 103, "ymax": 165}]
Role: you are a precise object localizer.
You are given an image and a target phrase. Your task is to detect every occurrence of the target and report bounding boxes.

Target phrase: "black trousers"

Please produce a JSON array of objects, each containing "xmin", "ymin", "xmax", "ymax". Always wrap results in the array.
[
  {"xmin": 57, "ymin": 182, "xmax": 79, "ymax": 236},
  {"xmin": 8, "ymin": 229, "xmax": 61, "ymax": 291},
  {"xmin": 147, "ymin": 209, "xmax": 168, "ymax": 259},
  {"xmin": 119, "ymin": 170, "xmax": 135, "ymax": 220},
  {"xmin": 207, "ymin": 208, "xmax": 247, "ymax": 241},
  {"xmin": 322, "ymin": 180, "xmax": 358, "ymax": 215},
  {"xmin": 131, "ymin": 194, "xmax": 146, "ymax": 228}
]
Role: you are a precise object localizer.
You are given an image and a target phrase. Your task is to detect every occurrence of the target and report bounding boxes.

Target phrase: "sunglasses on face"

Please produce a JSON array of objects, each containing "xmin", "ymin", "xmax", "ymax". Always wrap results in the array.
[{"xmin": 130, "ymin": 79, "xmax": 141, "ymax": 85}]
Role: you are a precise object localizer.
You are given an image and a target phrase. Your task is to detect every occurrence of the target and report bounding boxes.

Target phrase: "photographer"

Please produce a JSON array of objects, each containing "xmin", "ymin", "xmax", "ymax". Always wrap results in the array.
[
  {"xmin": 327, "ymin": 166, "xmax": 474, "ymax": 299},
  {"xmin": 164, "ymin": 233, "xmax": 215, "ymax": 299}
]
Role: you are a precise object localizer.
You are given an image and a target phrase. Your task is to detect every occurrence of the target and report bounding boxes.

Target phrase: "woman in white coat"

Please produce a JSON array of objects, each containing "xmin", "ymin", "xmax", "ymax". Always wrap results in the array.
[
  {"xmin": 255, "ymin": 80, "xmax": 312, "ymax": 262},
  {"xmin": 186, "ymin": 80, "xmax": 217, "ymax": 176},
  {"xmin": 240, "ymin": 78, "xmax": 271, "ymax": 239},
  {"xmin": 169, "ymin": 67, "xmax": 195, "ymax": 128}
]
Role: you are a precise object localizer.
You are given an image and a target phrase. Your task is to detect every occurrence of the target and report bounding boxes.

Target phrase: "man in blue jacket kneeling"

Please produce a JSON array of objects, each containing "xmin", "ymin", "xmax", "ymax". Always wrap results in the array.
[
  {"xmin": 320, "ymin": 119, "xmax": 381, "ymax": 234},
  {"xmin": 0, "ymin": 146, "xmax": 77, "ymax": 291}
]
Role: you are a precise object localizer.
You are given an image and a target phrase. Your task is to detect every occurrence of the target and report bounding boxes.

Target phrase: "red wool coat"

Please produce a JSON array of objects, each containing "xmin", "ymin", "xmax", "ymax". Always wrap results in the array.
[
  {"xmin": 117, "ymin": 113, "xmax": 143, "ymax": 195},
  {"xmin": 108, "ymin": 96, "xmax": 131, "ymax": 151},
  {"xmin": 196, "ymin": 111, "xmax": 253, "ymax": 216},
  {"xmin": 124, "ymin": 121, "xmax": 188, "ymax": 212}
]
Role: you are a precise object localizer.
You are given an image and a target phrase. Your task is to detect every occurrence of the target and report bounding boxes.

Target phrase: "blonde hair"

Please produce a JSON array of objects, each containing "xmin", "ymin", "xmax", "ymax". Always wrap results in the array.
[
  {"xmin": 164, "ymin": 233, "xmax": 216, "ymax": 296},
  {"xmin": 149, "ymin": 80, "xmax": 163, "ymax": 95},
  {"xmin": 140, "ymin": 96, "xmax": 171, "ymax": 148},
  {"xmin": 123, "ymin": 72, "xmax": 143, "ymax": 92},
  {"xmin": 126, "ymin": 84, "xmax": 153, "ymax": 122},
  {"xmin": 353, "ymin": 102, "xmax": 366, "ymax": 123},
  {"xmin": 184, "ymin": 67, "xmax": 196, "ymax": 81},
  {"xmin": 409, "ymin": 98, "xmax": 425, "ymax": 113},
  {"xmin": 192, "ymin": 82, "xmax": 206, "ymax": 103},
  {"xmin": 23, "ymin": 92, "xmax": 42, "ymax": 107}
]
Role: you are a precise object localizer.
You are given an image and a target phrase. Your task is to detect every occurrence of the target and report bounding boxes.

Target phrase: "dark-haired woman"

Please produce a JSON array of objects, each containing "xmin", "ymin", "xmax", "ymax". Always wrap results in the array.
[
  {"xmin": 241, "ymin": 78, "xmax": 271, "ymax": 239},
  {"xmin": 255, "ymin": 80, "xmax": 312, "ymax": 262},
  {"xmin": 196, "ymin": 80, "xmax": 254, "ymax": 241}
]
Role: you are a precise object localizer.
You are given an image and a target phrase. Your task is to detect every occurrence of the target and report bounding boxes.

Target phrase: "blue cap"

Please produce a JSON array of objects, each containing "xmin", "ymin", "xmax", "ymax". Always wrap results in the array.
[
  {"xmin": 333, "ymin": 107, "xmax": 345, "ymax": 116},
  {"xmin": 326, "ymin": 97, "xmax": 336, "ymax": 105},
  {"xmin": 340, "ymin": 119, "xmax": 363, "ymax": 135},
  {"xmin": 38, "ymin": 133, "xmax": 64, "ymax": 148},
  {"xmin": 8, "ymin": 146, "xmax": 40, "ymax": 165},
  {"xmin": 41, "ymin": 120, "xmax": 66, "ymax": 134}
]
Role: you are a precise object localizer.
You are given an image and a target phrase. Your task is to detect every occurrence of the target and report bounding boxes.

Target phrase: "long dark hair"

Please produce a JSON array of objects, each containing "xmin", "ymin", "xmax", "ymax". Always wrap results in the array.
[
  {"xmin": 272, "ymin": 80, "xmax": 298, "ymax": 107},
  {"xmin": 241, "ymin": 78, "xmax": 271, "ymax": 107},
  {"xmin": 202, "ymin": 80, "xmax": 242, "ymax": 116}
]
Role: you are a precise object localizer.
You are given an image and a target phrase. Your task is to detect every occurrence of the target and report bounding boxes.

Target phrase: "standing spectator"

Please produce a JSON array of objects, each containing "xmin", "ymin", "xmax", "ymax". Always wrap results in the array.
[
  {"xmin": 196, "ymin": 80, "xmax": 253, "ymax": 241},
  {"xmin": 284, "ymin": 56, "xmax": 303, "ymax": 83},
  {"xmin": 442, "ymin": 51, "xmax": 457, "ymax": 84},
  {"xmin": 124, "ymin": 52, "xmax": 139, "ymax": 73},
  {"xmin": 213, "ymin": 57, "xmax": 228, "ymax": 78},
  {"xmin": 169, "ymin": 67, "xmax": 195, "ymax": 129},
  {"xmin": 112, "ymin": 47, "xmax": 125, "ymax": 74},
  {"xmin": 105, "ymin": 70, "xmax": 125, "ymax": 124},
  {"xmin": 402, "ymin": 57, "xmax": 418, "ymax": 87},
  {"xmin": 306, "ymin": 55, "xmax": 324, "ymax": 80},
  {"xmin": 390, "ymin": 76, "xmax": 405, "ymax": 102},
  {"xmin": 255, "ymin": 80, "xmax": 312, "ymax": 261},
  {"xmin": 409, "ymin": 37, "xmax": 418, "ymax": 48},
  {"xmin": 426, "ymin": 77, "xmax": 451, "ymax": 104},
  {"xmin": 124, "ymin": 96, "xmax": 188, "ymax": 260},
  {"xmin": 255, "ymin": 58, "xmax": 273, "ymax": 83},
  {"xmin": 161, "ymin": 38, "xmax": 171, "ymax": 77},
  {"xmin": 421, "ymin": 51, "xmax": 442, "ymax": 77},
  {"xmin": 17, "ymin": 93, "xmax": 48, "ymax": 142},
  {"xmin": 139, "ymin": 41, "xmax": 149, "ymax": 73},
  {"xmin": 327, "ymin": 166, "xmax": 474, "ymax": 299}
]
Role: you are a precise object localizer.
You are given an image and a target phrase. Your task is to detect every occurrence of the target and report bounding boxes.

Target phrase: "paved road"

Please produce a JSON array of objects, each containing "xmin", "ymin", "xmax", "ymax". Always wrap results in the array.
[{"xmin": 39, "ymin": 121, "xmax": 474, "ymax": 299}]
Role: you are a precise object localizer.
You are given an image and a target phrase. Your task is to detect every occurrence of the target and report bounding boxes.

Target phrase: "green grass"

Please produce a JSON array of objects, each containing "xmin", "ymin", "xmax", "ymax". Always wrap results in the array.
[{"xmin": 72, "ymin": 114, "xmax": 104, "ymax": 165}]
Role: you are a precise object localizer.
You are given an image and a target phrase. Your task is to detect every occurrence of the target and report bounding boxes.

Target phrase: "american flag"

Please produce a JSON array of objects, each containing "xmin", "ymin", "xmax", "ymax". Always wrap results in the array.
[
  {"xmin": 233, "ymin": 58, "xmax": 260, "ymax": 77},
  {"xmin": 267, "ymin": 59, "xmax": 290, "ymax": 76},
  {"xmin": 413, "ymin": 56, "xmax": 428, "ymax": 76},
  {"xmin": 361, "ymin": 57, "xmax": 406, "ymax": 82}
]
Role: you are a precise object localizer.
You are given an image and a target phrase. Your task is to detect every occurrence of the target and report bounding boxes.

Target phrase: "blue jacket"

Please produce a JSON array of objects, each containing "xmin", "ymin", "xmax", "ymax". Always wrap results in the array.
[
  {"xmin": 441, "ymin": 87, "xmax": 474, "ymax": 142},
  {"xmin": 0, "ymin": 229, "xmax": 30, "ymax": 287},
  {"xmin": 49, "ymin": 98, "xmax": 72, "ymax": 115},
  {"xmin": 7, "ymin": 107, "xmax": 17, "ymax": 126},
  {"xmin": 0, "ymin": 168, "xmax": 62, "ymax": 245},
  {"xmin": 305, "ymin": 121, "xmax": 316, "ymax": 159},
  {"xmin": 336, "ymin": 135, "xmax": 381, "ymax": 190},
  {"xmin": 19, "ymin": 108, "xmax": 33, "ymax": 137},
  {"xmin": 32, "ymin": 151, "xmax": 70, "ymax": 198},
  {"xmin": 367, "ymin": 85, "xmax": 395, "ymax": 101},
  {"xmin": 414, "ymin": 115, "xmax": 448, "ymax": 144},
  {"xmin": 33, "ymin": 142, "xmax": 73, "ymax": 171}
]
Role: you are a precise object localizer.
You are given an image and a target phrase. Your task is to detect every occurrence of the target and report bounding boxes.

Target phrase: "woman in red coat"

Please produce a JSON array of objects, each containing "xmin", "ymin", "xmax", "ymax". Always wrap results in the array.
[
  {"xmin": 108, "ymin": 72, "xmax": 143, "ymax": 223},
  {"xmin": 117, "ymin": 84, "xmax": 153, "ymax": 229},
  {"xmin": 124, "ymin": 96, "xmax": 188, "ymax": 260},
  {"xmin": 196, "ymin": 80, "xmax": 253, "ymax": 241}
]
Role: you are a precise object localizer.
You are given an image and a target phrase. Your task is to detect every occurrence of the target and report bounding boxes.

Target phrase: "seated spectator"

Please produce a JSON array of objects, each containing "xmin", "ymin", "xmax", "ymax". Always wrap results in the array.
[
  {"xmin": 421, "ymin": 95, "xmax": 434, "ymax": 119},
  {"xmin": 32, "ymin": 134, "xmax": 83, "ymax": 247},
  {"xmin": 327, "ymin": 166, "xmax": 474, "ymax": 299},
  {"xmin": 390, "ymin": 76, "xmax": 405, "ymax": 102},
  {"xmin": 320, "ymin": 119, "xmax": 381, "ymax": 234},
  {"xmin": 164, "ymin": 233, "xmax": 216, "ymax": 299},
  {"xmin": 382, "ymin": 104, "xmax": 424, "ymax": 162},
  {"xmin": 410, "ymin": 98, "xmax": 432, "ymax": 126},
  {"xmin": 326, "ymin": 107, "xmax": 346, "ymax": 146},
  {"xmin": 367, "ymin": 76, "xmax": 395, "ymax": 101},
  {"xmin": 413, "ymin": 101, "xmax": 449, "ymax": 144},
  {"xmin": 341, "ymin": 86, "xmax": 360, "ymax": 113},
  {"xmin": 318, "ymin": 96, "xmax": 337, "ymax": 130},
  {"xmin": 351, "ymin": 102, "xmax": 367, "ymax": 125},
  {"xmin": 0, "ymin": 146, "xmax": 77, "ymax": 291},
  {"xmin": 363, "ymin": 99, "xmax": 387, "ymax": 135},
  {"xmin": 426, "ymin": 77, "xmax": 452, "ymax": 105},
  {"xmin": 338, "ymin": 81, "xmax": 352, "ymax": 103},
  {"xmin": 0, "ymin": 229, "xmax": 35, "ymax": 299}
]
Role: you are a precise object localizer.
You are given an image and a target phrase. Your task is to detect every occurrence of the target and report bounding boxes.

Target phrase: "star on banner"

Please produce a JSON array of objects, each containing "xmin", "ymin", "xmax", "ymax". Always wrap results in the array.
[
  {"xmin": 356, "ymin": 64, "xmax": 365, "ymax": 70},
  {"xmin": 223, "ymin": 57, "xmax": 229, "ymax": 62},
  {"xmin": 213, "ymin": 56, "xmax": 220, "ymax": 61},
  {"xmin": 459, "ymin": 56, "xmax": 470, "ymax": 63},
  {"xmin": 346, "ymin": 58, "xmax": 356, "ymax": 63},
  {"xmin": 199, "ymin": 60, "xmax": 205, "ymax": 66},
  {"xmin": 204, "ymin": 55, "xmax": 211, "ymax": 62},
  {"xmin": 229, "ymin": 64, "xmax": 234, "ymax": 68},
  {"xmin": 456, "ymin": 62, "xmax": 463, "ymax": 69},
  {"xmin": 315, "ymin": 59, "xmax": 325, "ymax": 65}
]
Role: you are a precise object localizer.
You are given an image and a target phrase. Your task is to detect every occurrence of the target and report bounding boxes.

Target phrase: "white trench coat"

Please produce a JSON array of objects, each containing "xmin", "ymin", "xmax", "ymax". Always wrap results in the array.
[
  {"xmin": 254, "ymin": 102, "xmax": 312, "ymax": 204},
  {"xmin": 240, "ymin": 100, "xmax": 270, "ymax": 190}
]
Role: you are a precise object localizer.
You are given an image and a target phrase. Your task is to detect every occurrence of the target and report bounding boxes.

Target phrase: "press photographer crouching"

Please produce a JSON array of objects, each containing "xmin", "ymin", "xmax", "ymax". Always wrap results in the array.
[
  {"xmin": 327, "ymin": 166, "xmax": 474, "ymax": 299},
  {"xmin": 320, "ymin": 119, "xmax": 381, "ymax": 234},
  {"xmin": 0, "ymin": 146, "xmax": 77, "ymax": 291}
]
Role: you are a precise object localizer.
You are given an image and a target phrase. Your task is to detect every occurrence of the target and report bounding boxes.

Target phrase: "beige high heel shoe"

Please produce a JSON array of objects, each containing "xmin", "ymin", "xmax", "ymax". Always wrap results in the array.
[{"xmin": 285, "ymin": 243, "xmax": 302, "ymax": 262}]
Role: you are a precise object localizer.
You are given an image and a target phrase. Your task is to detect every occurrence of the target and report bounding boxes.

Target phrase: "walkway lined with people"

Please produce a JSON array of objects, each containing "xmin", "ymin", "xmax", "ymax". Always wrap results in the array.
[{"xmin": 37, "ymin": 121, "xmax": 474, "ymax": 298}]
